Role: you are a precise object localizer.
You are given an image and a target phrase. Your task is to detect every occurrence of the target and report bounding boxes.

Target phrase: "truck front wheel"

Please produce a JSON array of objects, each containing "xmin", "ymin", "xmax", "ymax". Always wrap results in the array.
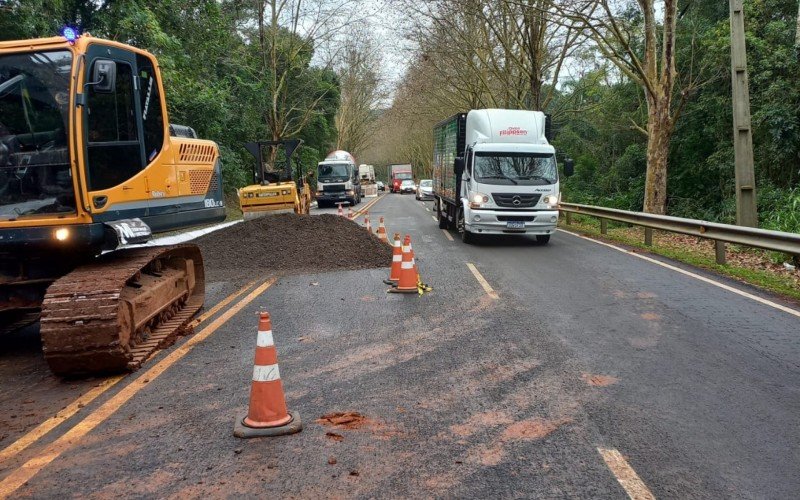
[
  {"xmin": 457, "ymin": 209, "xmax": 474, "ymax": 244},
  {"xmin": 437, "ymin": 200, "xmax": 449, "ymax": 229}
]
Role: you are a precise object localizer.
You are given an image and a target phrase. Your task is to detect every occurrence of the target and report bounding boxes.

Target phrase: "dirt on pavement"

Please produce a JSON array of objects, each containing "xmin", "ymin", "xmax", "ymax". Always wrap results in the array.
[{"xmin": 194, "ymin": 214, "xmax": 392, "ymax": 281}]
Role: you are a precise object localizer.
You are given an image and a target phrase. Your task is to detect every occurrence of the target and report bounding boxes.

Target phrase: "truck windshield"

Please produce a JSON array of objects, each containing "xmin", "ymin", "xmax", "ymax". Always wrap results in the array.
[
  {"xmin": 318, "ymin": 163, "xmax": 349, "ymax": 181},
  {"xmin": 395, "ymin": 172, "xmax": 412, "ymax": 180},
  {"xmin": 0, "ymin": 50, "xmax": 75, "ymax": 219},
  {"xmin": 473, "ymin": 152, "xmax": 556, "ymax": 186}
]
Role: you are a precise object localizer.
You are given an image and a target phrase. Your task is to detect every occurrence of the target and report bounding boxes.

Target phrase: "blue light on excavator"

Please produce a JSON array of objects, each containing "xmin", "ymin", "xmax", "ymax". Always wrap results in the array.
[{"xmin": 62, "ymin": 27, "xmax": 78, "ymax": 44}]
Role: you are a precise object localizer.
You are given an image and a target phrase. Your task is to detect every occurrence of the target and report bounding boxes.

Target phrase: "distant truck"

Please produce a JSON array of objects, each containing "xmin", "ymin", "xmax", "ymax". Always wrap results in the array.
[
  {"xmin": 432, "ymin": 109, "xmax": 573, "ymax": 244},
  {"xmin": 359, "ymin": 164, "xmax": 378, "ymax": 197},
  {"xmin": 316, "ymin": 150, "xmax": 361, "ymax": 207},
  {"xmin": 389, "ymin": 164, "xmax": 413, "ymax": 193},
  {"xmin": 359, "ymin": 164, "xmax": 376, "ymax": 183}
]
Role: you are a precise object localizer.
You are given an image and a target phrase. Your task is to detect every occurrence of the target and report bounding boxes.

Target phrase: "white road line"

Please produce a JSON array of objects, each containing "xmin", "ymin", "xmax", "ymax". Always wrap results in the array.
[
  {"xmin": 426, "ymin": 207, "xmax": 430, "ymax": 211},
  {"xmin": 442, "ymin": 230, "xmax": 454, "ymax": 241},
  {"xmin": 597, "ymin": 447, "xmax": 656, "ymax": 500},
  {"xmin": 432, "ymin": 215, "xmax": 438, "ymax": 222},
  {"xmin": 559, "ymin": 229, "xmax": 800, "ymax": 319},
  {"xmin": 466, "ymin": 263, "xmax": 499, "ymax": 299}
]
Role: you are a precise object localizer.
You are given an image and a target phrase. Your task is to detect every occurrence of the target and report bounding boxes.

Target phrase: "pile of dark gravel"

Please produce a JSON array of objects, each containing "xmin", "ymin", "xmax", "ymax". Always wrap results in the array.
[{"xmin": 194, "ymin": 214, "xmax": 392, "ymax": 281}]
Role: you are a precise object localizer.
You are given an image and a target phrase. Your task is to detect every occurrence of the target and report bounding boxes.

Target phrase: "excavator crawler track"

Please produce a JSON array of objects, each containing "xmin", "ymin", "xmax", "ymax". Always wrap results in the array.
[{"xmin": 40, "ymin": 245, "xmax": 205, "ymax": 376}]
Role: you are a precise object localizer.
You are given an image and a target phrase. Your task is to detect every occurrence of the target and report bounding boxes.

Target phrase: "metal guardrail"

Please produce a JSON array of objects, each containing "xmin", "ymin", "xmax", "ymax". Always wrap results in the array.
[{"xmin": 559, "ymin": 202, "xmax": 800, "ymax": 264}]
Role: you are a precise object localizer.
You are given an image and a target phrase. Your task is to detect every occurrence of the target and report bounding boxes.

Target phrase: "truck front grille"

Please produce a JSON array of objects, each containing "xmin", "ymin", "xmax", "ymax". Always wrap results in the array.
[
  {"xmin": 492, "ymin": 193, "xmax": 541, "ymax": 208},
  {"xmin": 322, "ymin": 184, "xmax": 346, "ymax": 193}
]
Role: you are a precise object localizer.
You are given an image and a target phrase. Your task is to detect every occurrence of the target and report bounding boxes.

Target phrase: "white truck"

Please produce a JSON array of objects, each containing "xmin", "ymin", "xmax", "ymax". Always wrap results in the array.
[
  {"xmin": 359, "ymin": 164, "xmax": 378, "ymax": 197},
  {"xmin": 316, "ymin": 150, "xmax": 361, "ymax": 207},
  {"xmin": 432, "ymin": 109, "xmax": 573, "ymax": 244}
]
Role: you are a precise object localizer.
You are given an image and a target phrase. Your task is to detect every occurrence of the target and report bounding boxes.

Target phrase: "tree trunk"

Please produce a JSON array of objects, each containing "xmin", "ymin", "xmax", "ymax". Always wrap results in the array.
[
  {"xmin": 796, "ymin": 0, "xmax": 800, "ymax": 48},
  {"xmin": 643, "ymin": 97, "xmax": 672, "ymax": 214}
]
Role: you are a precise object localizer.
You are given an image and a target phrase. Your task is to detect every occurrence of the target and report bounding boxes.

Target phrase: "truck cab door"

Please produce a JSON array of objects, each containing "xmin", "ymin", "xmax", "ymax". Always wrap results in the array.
[{"xmin": 461, "ymin": 146, "xmax": 473, "ymax": 202}]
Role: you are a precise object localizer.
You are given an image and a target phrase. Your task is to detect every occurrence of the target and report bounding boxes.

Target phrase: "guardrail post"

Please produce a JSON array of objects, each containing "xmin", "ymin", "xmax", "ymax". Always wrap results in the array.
[
  {"xmin": 644, "ymin": 227, "xmax": 653, "ymax": 246},
  {"xmin": 715, "ymin": 240, "xmax": 727, "ymax": 265},
  {"xmin": 600, "ymin": 218, "xmax": 607, "ymax": 235},
  {"xmin": 565, "ymin": 211, "xmax": 572, "ymax": 225}
]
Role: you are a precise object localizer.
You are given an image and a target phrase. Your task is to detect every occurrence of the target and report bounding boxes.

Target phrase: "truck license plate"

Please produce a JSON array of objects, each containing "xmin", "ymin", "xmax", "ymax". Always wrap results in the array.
[{"xmin": 506, "ymin": 221, "xmax": 525, "ymax": 229}]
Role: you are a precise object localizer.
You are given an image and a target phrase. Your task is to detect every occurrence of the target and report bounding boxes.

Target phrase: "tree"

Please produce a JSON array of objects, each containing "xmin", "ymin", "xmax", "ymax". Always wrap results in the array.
[
  {"xmin": 334, "ymin": 33, "xmax": 386, "ymax": 157},
  {"xmin": 558, "ymin": 0, "xmax": 701, "ymax": 214}
]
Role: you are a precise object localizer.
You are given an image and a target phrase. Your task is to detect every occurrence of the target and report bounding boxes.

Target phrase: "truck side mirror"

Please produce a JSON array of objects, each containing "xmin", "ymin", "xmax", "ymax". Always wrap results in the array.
[
  {"xmin": 454, "ymin": 157, "xmax": 464, "ymax": 176},
  {"xmin": 564, "ymin": 158, "xmax": 575, "ymax": 177},
  {"xmin": 91, "ymin": 59, "xmax": 116, "ymax": 93}
]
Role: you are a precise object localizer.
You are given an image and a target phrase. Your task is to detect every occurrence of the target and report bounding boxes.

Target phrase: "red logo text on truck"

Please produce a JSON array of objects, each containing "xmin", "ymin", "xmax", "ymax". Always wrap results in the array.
[{"xmin": 499, "ymin": 127, "xmax": 528, "ymax": 136}]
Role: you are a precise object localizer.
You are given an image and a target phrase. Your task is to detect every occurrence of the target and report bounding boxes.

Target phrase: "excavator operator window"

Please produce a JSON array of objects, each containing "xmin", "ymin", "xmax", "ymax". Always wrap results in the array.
[
  {"xmin": 136, "ymin": 55, "xmax": 164, "ymax": 164},
  {"xmin": 86, "ymin": 61, "xmax": 143, "ymax": 191}
]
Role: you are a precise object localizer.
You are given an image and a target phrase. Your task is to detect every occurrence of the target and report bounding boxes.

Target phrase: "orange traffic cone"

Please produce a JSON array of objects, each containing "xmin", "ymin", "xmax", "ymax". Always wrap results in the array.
[
  {"xmin": 376, "ymin": 217, "xmax": 388, "ymax": 243},
  {"xmin": 348, "ymin": 207, "xmax": 354, "ymax": 220},
  {"xmin": 365, "ymin": 213, "xmax": 372, "ymax": 232},
  {"xmin": 234, "ymin": 312, "xmax": 302, "ymax": 438},
  {"xmin": 337, "ymin": 203, "xmax": 344, "ymax": 216},
  {"xmin": 388, "ymin": 235, "xmax": 418, "ymax": 293},
  {"xmin": 384, "ymin": 233, "xmax": 402, "ymax": 284}
]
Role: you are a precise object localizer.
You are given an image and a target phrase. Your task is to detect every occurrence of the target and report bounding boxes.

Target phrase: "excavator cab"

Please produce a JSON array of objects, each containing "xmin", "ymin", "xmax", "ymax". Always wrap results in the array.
[{"xmin": 238, "ymin": 139, "xmax": 311, "ymax": 219}]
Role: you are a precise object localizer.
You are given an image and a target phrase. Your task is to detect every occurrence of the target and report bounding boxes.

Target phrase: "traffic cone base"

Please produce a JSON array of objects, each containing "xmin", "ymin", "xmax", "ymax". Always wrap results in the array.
[{"xmin": 235, "ymin": 410, "xmax": 303, "ymax": 438}]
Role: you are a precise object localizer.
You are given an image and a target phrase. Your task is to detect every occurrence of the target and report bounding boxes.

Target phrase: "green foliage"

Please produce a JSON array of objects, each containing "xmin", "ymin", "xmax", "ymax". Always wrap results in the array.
[{"xmin": 557, "ymin": 0, "xmax": 799, "ymax": 230}]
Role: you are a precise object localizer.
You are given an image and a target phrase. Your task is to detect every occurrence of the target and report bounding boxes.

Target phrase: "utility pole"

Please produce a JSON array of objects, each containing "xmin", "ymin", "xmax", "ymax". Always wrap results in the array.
[{"xmin": 729, "ymin": 0, "xmax": 758, "ymax": 227}]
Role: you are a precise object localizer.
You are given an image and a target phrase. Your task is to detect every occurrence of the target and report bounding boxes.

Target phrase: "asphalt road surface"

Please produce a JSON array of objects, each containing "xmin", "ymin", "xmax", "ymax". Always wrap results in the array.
[{"xmin": 1, "ymin": 192, "xmax": 798, "ymax": 498}]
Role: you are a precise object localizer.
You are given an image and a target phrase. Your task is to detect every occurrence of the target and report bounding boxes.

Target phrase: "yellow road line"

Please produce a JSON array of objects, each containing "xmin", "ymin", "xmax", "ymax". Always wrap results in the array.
[
  {"xmin": 352, "ymin": 195, "xmax": 383, "ymax": 220},
  {"xmin": 559, "ymin": 229, "xmax": 800, "ymax": 319},
  {"xmin": 0, "ymin": 377, "xmax": 123, "ymax": 464},
  {"xmin": 597, "ymin": 447, "xmax": 656, "ymax": 500},
  {"xmin": 442, "ymin": 230, "xmax": 454, "ymax": 242},
  {"xmin": 0, "ymin": 280, "xmax": 258, "ymax": 467},
  {"xmin": 466, "ymin": 263, "xmax": 499, "ymax": 299},
  {"xmin": 0, "ymin": 278, "xmax": 276, "ymax": 499}
]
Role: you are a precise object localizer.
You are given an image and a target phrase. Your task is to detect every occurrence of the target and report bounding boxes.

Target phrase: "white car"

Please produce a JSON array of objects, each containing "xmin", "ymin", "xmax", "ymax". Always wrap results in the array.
[
  {"xmin": 416, "ymin": 179, "xmax": 433, "ymax": 200},
  {"xmin": 399, "ymin": 179, "xmax": 416, "ymax": 194},
  {"xmin": 377, "ymin": 181, "xmax": 385, "ymax": 191}
]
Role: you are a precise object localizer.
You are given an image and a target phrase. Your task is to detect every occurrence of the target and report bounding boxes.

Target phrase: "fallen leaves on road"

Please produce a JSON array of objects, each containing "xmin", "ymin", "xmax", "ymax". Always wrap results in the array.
[
  {"xmin": 316, "ymin": 411, "xmax": 370, "ymax": 429},
  {"xmin": 325, "ymin": 432, "xmax": 344, "ymax": 441},
  {"xmin": 501, "ymin": 418, "xmax": 572, "ymax": 441},
  {"xmin": 581, "ymin": 373, "xmax": 619, "ymax": 387}
]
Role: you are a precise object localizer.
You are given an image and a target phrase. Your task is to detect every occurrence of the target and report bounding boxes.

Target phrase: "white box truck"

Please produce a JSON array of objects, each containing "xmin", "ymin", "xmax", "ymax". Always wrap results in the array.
[
  {"xmin": 359, "ymin": 164, "xmax": 378, "ymax": 197},
  {"xmin": 432, "ymin": 109, "xmax": 573, "ymax": 244}
]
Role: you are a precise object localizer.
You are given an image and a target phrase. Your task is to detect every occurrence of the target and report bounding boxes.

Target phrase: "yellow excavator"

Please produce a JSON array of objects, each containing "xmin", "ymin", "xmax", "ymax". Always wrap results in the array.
[
  {"xmin": 0, "ymin": 31, "xmax": 225, "ymax": 375},
  {"xmin": 238, "ymin": 140, "xmax": 312, "ymax": 219}
]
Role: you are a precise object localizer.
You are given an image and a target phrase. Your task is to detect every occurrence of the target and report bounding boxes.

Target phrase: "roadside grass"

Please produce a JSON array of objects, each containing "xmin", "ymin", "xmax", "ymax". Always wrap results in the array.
[{"xmin": 559, "ymin": 214, "xmax": 800, "ymax": 302}]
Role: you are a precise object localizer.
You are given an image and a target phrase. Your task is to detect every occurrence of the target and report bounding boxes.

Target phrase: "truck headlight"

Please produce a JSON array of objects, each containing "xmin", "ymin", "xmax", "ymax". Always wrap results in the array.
[
  {"xmin": 469, "ymin": 193, "xmax": 490, "ymax": 209},
  {"xmin": 542, "ymin": 195, "xmax": 558, "ymax": 207}
]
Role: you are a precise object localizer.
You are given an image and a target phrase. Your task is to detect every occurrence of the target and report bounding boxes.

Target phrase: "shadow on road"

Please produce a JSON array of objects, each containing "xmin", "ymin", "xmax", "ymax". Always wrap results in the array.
[{"xmin": 467, "ymin": 235, "xmax": 551, "ymax": 248}]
